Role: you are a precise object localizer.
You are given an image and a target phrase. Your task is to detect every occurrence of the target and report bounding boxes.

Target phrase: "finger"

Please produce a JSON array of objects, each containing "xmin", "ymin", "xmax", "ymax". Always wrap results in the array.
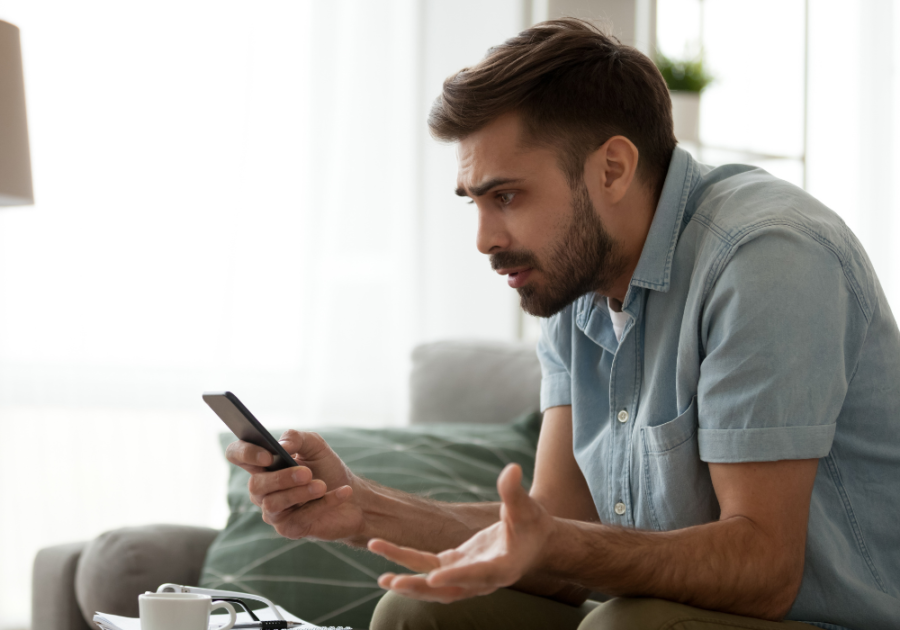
[
  {"xmin": 377, "ymin": 572, "xmax": 397, "ymax": 589},
  {"xmin": 247, "ymin": 466, "xmax": 313, "ymax": 499},
  {"xmin": 380, "ymin": 573, "xmax": 471, "ymax": 604},
  {"xmin": 497, "ymin": 463, "xmax": 531, "ymax": 522},
  {"xmin": 427, "ymin": 561, "xmax": 516, "ymax": 589},
  {"xmin": 226, "ymin": 440, "xmax": 275, "ymax": 469},
  {"xmin": 367, "ymin": 539, "xmax": 441, "ymax": 574},
  {"xmin": 272, "ymin": 485, "xmax": 354, "ymax": 537},
  {"xmin": 242, "ymin": 463, "xmax": 269, "ymax": 476},
  {"xmin": 278, "ymin": 430, "xmax": 331, "ymax": 461},
  {"xmin": 260, "ymin": 479, "xmax": 327, "ymax": 515},
  {"xmin": 277, "ymin": 429, "xmax": 304, "ymax": 457}
]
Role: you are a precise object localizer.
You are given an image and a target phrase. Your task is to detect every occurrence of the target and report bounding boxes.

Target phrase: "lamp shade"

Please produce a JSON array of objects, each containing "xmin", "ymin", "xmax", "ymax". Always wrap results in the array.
[{"xmin": 0, "ymin": 19, "xmax": 33, "ymax": 206}]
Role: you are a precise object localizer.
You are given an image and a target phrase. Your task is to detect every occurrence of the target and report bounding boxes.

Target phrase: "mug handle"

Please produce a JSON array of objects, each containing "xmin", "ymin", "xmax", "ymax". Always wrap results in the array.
[{"xmin": 209, "ymin": 600, "xmax": 237, "ymax": 630}]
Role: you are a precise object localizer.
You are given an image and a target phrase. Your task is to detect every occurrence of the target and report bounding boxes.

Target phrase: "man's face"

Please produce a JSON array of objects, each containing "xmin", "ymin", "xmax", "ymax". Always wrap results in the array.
[{"xmin": 456, "ymin": 114, "xmax": 626, "ymax": 317}]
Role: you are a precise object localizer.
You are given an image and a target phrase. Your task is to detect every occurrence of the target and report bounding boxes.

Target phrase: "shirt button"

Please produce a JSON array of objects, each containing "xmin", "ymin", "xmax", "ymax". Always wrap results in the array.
[
  {"xmin": 614, "ymin": 502, "xmax": 626, "ymax": 515},
  {"xmin": 617, "ymin": 409, "xmax": 629, "ymax": 423}
]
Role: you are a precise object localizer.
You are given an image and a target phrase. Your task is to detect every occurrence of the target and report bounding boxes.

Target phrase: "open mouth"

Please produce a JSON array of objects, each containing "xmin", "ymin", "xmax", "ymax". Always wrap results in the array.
[{"xmin": 507, "ymin": 268, "xmax": 533, "ymax": 288}]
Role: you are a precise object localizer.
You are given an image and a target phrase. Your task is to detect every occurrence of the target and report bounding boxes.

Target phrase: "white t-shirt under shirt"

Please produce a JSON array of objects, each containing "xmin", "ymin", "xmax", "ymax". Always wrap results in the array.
[{"xmin": 608, "ymin": 301, "xmax": 629, "ymax": 342}]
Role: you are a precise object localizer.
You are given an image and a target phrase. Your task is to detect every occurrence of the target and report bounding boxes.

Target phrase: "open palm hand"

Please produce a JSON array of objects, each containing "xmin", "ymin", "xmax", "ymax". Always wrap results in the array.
[{"xmin": 368, "ymin": 464, "xmax": 555, "ymax": 603}]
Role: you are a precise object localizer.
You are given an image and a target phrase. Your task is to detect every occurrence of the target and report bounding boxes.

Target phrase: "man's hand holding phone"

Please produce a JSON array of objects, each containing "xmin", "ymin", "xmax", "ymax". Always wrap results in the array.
[
  {"xmin": 225, "ymin": 430, "xmax": 368, "ymax": 543},
  {"xmin": 211, "ymin": 392, "xmax": 501, "ymax": 558}
]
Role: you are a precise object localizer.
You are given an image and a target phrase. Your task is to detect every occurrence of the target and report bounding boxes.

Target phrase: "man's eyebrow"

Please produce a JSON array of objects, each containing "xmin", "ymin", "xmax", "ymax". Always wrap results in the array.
[{"xmin": 455, "ymin": 178, "xmax": 523, "ymax": 198}]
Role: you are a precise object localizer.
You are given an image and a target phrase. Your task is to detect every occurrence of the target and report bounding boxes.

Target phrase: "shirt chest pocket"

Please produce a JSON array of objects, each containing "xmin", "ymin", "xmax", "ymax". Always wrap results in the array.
[{"xmin": 640, "ymin": 396, "xmax": 720, "ymax": 531}]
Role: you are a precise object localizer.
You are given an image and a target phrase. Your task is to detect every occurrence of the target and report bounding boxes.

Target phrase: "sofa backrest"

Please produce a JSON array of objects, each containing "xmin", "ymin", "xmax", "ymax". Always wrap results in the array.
[{"xmin": 409, "ymin": 339, "xmax": 542, "ymax": 425}]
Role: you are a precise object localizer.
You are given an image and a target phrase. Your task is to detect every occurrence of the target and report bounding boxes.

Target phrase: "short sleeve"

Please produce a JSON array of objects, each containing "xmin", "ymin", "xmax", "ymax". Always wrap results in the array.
[
  {"xmin": 697, "ymin": 227, "xmax": 865, "ymax": 463},
  {"xmin": 537, "ymin": 315, "xmax": 573, "ymax": 411}
]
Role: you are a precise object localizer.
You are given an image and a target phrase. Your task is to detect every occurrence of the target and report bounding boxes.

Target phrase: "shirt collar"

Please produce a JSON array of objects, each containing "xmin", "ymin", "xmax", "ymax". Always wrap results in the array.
[{"xmin": 628, "ymin": 146, "xmax": 697, "ymax": 295}]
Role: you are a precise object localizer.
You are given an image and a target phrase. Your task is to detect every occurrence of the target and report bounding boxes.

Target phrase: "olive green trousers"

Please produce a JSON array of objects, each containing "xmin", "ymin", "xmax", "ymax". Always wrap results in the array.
[{"xmin": 370, "ymin": 588, "xmax": 815, "ymax": 630}]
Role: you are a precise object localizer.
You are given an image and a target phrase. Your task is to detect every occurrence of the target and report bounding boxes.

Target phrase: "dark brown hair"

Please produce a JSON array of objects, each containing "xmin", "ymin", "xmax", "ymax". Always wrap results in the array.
[{"xmin": 428, "ymin": 18, "xmax": 676, "ymax": 193}]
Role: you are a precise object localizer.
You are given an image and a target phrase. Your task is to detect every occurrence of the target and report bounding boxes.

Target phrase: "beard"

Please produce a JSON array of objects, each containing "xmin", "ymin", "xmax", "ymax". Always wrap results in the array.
[{"xmin": 490, "ymin": 179, "xmax": 626, "ymax": 318}]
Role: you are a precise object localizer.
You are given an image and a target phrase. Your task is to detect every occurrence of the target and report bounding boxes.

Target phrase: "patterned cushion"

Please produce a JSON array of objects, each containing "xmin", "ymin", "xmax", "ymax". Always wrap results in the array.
[{"xmin": 200, "ymin": 414, "xmax": 541, "ymax": 629}]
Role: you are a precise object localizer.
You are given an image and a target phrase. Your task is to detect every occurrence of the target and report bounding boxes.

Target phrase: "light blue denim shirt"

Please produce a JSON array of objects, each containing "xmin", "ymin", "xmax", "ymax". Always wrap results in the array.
[{"xmin": 537, "ymin": 147, "xmax": 900, "ymax": 630}]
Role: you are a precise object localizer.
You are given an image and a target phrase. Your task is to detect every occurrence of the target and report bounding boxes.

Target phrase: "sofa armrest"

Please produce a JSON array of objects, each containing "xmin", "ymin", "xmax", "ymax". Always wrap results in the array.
[
  {"xmin": 33, "ymin": 541, "xmax": 94, "ymax": 630},
  {"xmin": 74, "ymin": 524, "xmax": 220, "ymax": 627}
]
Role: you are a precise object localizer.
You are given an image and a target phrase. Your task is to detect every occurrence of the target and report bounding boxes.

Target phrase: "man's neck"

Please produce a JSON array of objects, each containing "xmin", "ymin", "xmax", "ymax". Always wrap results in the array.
[{"xmin": 604, "ymin": 185, "xmax": 659, "ymax": 305}]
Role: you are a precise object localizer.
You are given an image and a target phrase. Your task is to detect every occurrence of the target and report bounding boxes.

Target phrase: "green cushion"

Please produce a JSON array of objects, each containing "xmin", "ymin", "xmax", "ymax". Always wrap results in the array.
[{"xmin": 200, "ymin": 414, "xmax": 541, "ymax": 628}]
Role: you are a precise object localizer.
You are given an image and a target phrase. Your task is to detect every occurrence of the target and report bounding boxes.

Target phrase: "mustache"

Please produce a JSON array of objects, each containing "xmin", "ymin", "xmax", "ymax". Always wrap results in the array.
[{"xmin": 490, "ymin": 250, "xmax": 541, "ymax": 272}]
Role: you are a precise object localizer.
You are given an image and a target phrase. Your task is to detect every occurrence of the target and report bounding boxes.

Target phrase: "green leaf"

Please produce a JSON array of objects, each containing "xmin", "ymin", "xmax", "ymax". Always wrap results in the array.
[{"xmin": 655, "ymin": 51, "xmax": 714, "ymax": 93}]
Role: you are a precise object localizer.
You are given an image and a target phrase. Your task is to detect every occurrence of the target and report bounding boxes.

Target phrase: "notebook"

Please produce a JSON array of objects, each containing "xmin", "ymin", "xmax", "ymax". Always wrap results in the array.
[{"xmin": 92, "ymin": 605, "xmax": 350, "ymax": 630}]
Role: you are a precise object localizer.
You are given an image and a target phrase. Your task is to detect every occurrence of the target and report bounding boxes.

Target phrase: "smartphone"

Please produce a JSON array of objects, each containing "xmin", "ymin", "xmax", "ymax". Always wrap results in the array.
[{"xmin": 203, "ymin": 391, "xmax": 299, "ymax": 471}]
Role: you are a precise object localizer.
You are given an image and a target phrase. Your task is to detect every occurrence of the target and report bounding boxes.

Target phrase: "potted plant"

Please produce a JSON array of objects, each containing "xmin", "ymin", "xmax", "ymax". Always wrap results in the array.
[{"xmin": 655, "ymin": 52, "xmax": 714, "ymax": 144}]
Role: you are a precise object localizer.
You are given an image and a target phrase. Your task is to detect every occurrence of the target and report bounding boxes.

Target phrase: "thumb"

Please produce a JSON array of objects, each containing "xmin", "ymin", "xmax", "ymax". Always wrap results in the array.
[
  {"xmin": 278, "ymin": 429, "xmax": 305, "ymax": 456},
  {"xmin": 497, "ymin": 464, "xmax": 531, "ymax": 522}
]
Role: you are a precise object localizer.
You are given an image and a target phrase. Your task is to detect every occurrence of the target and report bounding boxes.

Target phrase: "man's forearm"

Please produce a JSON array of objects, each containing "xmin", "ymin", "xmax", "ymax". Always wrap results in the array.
[
  {"xmin": 540, "ymin": 516, "xmax": 803, "ymax": 620},
  {"xmin": 347, "ymin": 478, "xmax": 501, "ymax": 552}
]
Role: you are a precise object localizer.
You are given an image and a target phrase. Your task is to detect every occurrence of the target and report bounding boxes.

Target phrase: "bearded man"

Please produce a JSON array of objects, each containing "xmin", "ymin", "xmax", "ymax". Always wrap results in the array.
[{"xmin": 227, "ymin": 19, "xmax": 900, "ymax": 630}]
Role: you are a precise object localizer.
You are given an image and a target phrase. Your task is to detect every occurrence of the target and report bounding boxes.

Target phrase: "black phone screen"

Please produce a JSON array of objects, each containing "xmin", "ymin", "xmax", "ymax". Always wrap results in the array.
[{"xmin": 203, "ymin": 391, "xmax": 299, "ymax": 471}]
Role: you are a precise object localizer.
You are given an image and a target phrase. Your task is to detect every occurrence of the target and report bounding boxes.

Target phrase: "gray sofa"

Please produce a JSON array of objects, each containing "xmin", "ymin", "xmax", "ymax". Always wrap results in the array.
[{"xmin": 32, "ymin": 340, "xmax": 542, "ymax": 630}]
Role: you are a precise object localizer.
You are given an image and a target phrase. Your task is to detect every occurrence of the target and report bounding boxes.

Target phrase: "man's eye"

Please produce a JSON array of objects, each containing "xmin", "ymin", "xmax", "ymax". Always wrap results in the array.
[{"xmin": 498, "ymin": 192, "xmax": 516, "ymax": 205}]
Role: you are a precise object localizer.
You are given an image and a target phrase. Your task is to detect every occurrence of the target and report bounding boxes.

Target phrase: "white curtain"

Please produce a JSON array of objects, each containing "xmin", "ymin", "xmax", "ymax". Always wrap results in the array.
[
  {"xmin": 806, "ymin": 0, "xmax": 900, "ymax": 312},
  {"xmin": 0, "ymin": 1, "xmax": 524, "ymax": 626},
  {"xmin": 0, "ymin": 1, "xmax": 419, "ymax": 625}
]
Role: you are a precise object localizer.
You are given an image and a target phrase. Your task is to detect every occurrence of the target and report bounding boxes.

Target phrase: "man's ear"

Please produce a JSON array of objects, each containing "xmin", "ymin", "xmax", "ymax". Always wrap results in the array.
[{"xmin": 584, "ymin": 136, "xmax": 639, "ymax": 204}]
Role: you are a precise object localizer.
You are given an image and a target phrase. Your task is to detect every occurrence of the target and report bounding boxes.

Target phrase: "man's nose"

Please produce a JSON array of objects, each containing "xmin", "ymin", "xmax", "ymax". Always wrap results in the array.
[{"xmin": 475, "ymin": 206, "xmax": 511, "ymax": 255}]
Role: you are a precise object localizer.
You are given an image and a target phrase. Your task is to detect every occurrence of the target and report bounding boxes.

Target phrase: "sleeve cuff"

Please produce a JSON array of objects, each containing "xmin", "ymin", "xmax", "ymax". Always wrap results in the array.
[
  {"xmin": 698, "ymin": 423, "xmax": 836, "ymax": 463},
  {"xmin": 540, "ymin": 373, "xmax": 572, "ymax": 412}
]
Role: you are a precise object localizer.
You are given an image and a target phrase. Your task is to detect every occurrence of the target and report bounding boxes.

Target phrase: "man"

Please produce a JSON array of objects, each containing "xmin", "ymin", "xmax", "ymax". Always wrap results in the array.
[{"xmin": 227, "ymin": 19, "xmax": 900, "ymax": 630}]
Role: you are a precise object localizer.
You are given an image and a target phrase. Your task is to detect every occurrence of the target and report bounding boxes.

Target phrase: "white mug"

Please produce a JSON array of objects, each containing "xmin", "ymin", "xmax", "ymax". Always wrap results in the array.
[{"xmin": 139, "ymin": 592, "xmax": 237, "ymax": 630}]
